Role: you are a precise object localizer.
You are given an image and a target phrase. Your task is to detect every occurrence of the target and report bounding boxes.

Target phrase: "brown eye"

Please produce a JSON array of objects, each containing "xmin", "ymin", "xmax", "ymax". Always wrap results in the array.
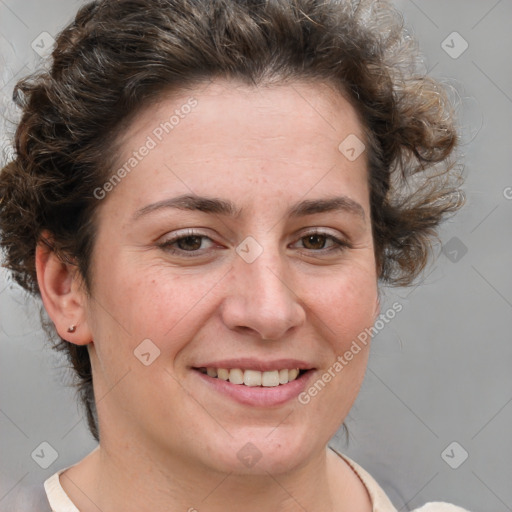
[
  {"xmin": 301, "ymin": 234, "xmax": 328, "ymax": 250},
  {"xmin": 292, "ymin": 230, "xmax": 351, "ymax": 255},
  {"xmin": 174, "ymin": 235, "xmax": 204, "ymax": 251},
  {"xmin": 158, "ymin": 229, "xmax": 216, "ymax": 257}
]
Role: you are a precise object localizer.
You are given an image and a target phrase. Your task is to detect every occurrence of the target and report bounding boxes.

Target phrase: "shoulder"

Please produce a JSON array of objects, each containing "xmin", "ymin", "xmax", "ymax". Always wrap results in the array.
[
  {"xmin": 412, "ymin": 503, "xmax": 473, "ymax": 512},
  {"xmin": 411, "ymin": 503, "xmax": 473, "ymax": 512},
  {"xmin": 331, "ymin": 448, "xmax": 472, "ymax": 512}
]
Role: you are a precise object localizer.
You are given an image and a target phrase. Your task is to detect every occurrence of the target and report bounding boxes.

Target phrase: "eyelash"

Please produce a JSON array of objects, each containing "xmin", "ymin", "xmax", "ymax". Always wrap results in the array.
[{"xmin": 157, "ymin": 228, "xmax": 351, "ymax": 258}]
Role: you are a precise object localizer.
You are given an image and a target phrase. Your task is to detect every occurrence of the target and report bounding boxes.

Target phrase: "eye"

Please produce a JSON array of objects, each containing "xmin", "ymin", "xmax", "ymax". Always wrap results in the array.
[
  {"xmin": 158, "ymin": 228, "xmax": 351, "ymax": 258},
  {"xmin": 158, "ymin": 229, "xmax": 216, "ymax": 257},
  {"xmin": 292, "ymin": 229, "xmax": 351, "ymax": 254}
]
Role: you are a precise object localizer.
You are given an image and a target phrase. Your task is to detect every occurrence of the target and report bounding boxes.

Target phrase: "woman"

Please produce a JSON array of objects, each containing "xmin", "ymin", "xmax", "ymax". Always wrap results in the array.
[{"xmin": 0, "ymin": 0, "xmax": 470, "ymax": 510}]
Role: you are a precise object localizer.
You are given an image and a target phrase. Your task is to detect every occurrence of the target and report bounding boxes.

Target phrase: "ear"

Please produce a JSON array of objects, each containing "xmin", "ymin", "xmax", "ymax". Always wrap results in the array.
[{"xmin": 35, "ymin": 232, "xmax": 93, "ymax": 345}]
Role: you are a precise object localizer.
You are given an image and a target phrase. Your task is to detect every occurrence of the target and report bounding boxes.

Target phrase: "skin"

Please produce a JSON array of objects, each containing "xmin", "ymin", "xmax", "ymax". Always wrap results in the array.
[{"xmin": 36, "ymin": 79, "xmax": 380, "ymax": 512}]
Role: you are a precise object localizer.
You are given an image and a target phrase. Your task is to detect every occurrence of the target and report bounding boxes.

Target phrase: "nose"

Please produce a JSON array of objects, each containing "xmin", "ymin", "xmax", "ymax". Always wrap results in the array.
[{"xmin": 219, "ymin": 239, "xmax": 306, "ymax": 341}]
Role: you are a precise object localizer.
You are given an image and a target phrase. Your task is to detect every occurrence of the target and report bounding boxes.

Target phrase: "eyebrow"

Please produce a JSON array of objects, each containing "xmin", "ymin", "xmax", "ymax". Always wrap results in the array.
[{"xmin": 133, "ymin": 194, "xmax": 366, "ymax": 222}]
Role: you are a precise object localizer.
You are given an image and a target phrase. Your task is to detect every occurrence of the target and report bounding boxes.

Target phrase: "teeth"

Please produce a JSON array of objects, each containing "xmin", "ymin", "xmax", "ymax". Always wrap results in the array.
[
  {"xmin": 262, "ymin": 370, "xmax": 280, "ymax": 387},
  {"xmin": 200, "ymin": 367, "xmax": 303, "ymax": 386},
  {"xmin": 288, "ymin": 368, "xmax": 299, "ymax": 380},
  {"xmin": 229, "ymin": 368, "xmax": 244, "ymax": 385},
  {"xmin": 217, "ymin": 368, "xmax": 229, "ymax": 380},
  {"xmin": 244, "ymin": 369, "xmax": 262, "ymax": 387}
]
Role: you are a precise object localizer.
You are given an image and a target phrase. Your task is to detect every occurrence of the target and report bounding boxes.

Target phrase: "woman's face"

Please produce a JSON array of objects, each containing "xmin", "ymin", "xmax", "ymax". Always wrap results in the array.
[{"xmin": 83, "ymin": 79, "xmax": 379, "ymax": 474}]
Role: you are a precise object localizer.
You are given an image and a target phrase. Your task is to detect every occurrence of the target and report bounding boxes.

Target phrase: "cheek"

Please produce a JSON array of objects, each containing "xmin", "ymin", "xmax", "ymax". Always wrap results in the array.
[
  {"xmin": 299, "ymin": 271, "xmax": 376, "ymax": 429},
  {"xmin": 312, "ymin": 264, "xmax": 378, "ymax": 348},
  {"xmin": 89, "ymin": 262, "xmax": 223, "ymax": 356}
]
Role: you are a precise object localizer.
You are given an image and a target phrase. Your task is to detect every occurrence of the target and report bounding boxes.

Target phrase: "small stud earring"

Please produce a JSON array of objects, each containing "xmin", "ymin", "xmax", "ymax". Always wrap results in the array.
[{"xmin": 67, "ymin": 325, "xmax": 77, "ymax": 333}]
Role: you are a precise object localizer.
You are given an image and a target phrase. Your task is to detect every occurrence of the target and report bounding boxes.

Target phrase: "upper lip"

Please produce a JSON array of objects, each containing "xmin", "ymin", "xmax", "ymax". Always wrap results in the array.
[{"xmin": 191, "ymin": 358, "xmax": 315, "ymax": 372}]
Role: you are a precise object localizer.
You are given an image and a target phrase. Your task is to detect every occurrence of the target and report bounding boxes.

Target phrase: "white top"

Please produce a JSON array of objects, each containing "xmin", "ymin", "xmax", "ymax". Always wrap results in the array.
[{"xmin": 42, "ymin": 449, "xmax": 472, "ymax": 512}]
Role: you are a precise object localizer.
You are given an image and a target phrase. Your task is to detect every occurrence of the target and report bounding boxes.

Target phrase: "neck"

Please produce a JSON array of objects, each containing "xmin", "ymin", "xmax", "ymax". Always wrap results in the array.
[{"xmin": 59, "ymin": 439, "xmax": 360, "ymax": 512}]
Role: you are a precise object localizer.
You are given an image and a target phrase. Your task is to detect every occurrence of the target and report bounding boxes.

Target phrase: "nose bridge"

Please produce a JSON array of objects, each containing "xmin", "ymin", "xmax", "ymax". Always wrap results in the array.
[
  {"xmin": 241, "ymin": 236, "xmax": 288, "ymax": 304},
  {"xmin": 223, "ymin": 232, "xmax": 305, "ymax": 340}
]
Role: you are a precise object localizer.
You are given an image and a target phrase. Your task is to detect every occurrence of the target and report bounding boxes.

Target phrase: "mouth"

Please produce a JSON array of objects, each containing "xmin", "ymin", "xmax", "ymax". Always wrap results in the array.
[
  {"xmin": 191, "ymin": 364, "xmax": 315, "ymax": 407},
  {"xmin": 193, "ymin": 367, "xmax": 309, "ymax": 387}
]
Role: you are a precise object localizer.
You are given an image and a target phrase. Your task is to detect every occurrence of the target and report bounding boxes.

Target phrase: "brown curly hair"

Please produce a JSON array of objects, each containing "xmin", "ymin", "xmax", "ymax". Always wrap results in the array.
[{"xmin": 0, "ymin": 0, "xmax": 463, "ymax": 442}]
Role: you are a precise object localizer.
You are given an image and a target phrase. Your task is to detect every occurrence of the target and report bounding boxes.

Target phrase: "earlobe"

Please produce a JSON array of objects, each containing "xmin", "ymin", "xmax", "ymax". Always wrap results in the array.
[{"xmin": 35, "ymin": 233, "xmax": 92, "ymax": 346}]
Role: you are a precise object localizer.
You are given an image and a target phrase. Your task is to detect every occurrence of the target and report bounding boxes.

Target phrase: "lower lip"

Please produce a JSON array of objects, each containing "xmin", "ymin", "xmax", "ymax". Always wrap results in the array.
[{"xmin": 192, "ymin": 369, "xmax": 314, "ymax": 407}]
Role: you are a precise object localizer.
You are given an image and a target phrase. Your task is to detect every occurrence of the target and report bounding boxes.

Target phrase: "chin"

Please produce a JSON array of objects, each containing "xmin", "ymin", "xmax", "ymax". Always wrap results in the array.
[{"xmin": 203, "ymin": 428, "xmax": 319, "ymax": 476}]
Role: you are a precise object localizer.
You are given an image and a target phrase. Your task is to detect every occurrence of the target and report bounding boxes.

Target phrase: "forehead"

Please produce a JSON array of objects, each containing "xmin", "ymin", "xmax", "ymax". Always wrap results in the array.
[
  {"xmin": 117, "ymin": 79, "xmax": 365, "ymax": 160},
  {"xmin": 102, "ymin": 78, "xmax": 369, "ymax": 218}
]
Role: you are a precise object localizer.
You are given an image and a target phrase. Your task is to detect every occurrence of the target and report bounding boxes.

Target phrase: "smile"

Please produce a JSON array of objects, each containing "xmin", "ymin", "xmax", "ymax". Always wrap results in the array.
[{"xmin": 196, "ymin": 367, "xmax": 304, "ymax": 386}]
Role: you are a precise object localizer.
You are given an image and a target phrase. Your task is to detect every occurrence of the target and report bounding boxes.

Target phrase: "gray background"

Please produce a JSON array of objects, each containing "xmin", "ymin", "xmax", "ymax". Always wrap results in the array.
[{"xmin": 1, "ymin": 1, "xmax": 511, "ymax": 511}]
